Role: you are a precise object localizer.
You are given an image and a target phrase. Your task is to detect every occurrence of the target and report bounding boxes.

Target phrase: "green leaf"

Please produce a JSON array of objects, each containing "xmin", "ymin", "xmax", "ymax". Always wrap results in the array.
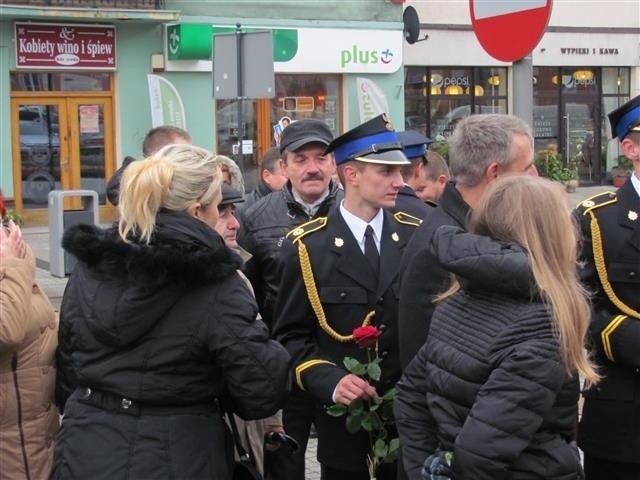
[
  {"xmin": 343, "ymin": 357, "xmax": 366, "ymax": 376},
  {"xmin": 367, "ymin": 361, "xmax": 382, "ymax": 381},
  {"xmin": 326, "ymin": 403, "xmax": 348, "ymax": 417},
  {"xmin": 373, "ymin": 438, "xmax": 388, "ymax": 458},
  {"xmin": 348, "ymin": 398, "xmax": 364, "ymax": 416},
  {"xmin": 388, "ymin": 438, "xmax": 400, "ymax": 454},
  {"xmin": 345, "ymin": 414, "xmax": 362, "ymax": 434},
  {"xmin": 381, "ymin": 387, "xmax": 396, "ymax": 401},
  {"xmin": 361, "ymin": 411, "xmax": 373, "ymax": 431}
]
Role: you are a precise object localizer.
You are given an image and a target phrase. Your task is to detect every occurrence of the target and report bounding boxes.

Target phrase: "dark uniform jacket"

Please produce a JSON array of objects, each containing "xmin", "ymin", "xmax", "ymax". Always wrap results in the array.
[
  {"xmin": 395, "ymin": 227, "xmax": 582, "ymax": 480},
  {"xmin": 238, "ymin": 180, "xmax": 342, "ymax": 328},
  {"xmin": 575, "ymin": 179, "xmax": 640, "ymax": 464},
  {"xmin": 398, "ymin": 182, "xmax": 470, "ymax": 368},
  {"xmin": 53, "ymin": 213, "xmax": 290, "ymax": 479},
  {"xmin": 236, "ymin": 180, "xmax": 272, "ymax": 218},
  {"xmin": 273, "ymin": 209, "xmax": 418, "ymax": 472},
  {"xmin": 392, "ymin": 185, "xmax": 435, "ymax": 221}
]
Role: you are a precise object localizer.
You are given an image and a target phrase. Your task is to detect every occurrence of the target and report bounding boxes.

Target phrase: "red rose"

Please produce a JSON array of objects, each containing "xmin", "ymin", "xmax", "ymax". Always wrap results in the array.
[{"xmin": 353, "ymin": 326, "xmax": 381, "ymax": 348}]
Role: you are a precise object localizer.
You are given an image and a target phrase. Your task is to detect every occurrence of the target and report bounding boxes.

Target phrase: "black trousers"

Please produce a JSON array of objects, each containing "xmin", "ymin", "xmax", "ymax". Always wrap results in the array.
[
  {"xmin": 321, "ymin": 462, "xmax": 397, "ymax": 480},
  {"xmin": 584, "ymin": 455, "xmax": 640, "ymax": 480},
  {"xmin": 264, "ymin": 386, "xmax": 316, "ymax": 480}
]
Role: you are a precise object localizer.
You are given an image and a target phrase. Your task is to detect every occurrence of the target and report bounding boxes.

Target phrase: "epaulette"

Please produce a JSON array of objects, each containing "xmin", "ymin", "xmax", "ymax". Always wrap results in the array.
[
  {"xmin": 393, "ymin": 211, "xmax": 422, "ymax": 227},
  {"xmin": 286, "ymin": 217, "xmax": 328, "ymax": 242},
  {"xmin": 575, "ymin": 191, "xmax": 617, "ymax": 216}
]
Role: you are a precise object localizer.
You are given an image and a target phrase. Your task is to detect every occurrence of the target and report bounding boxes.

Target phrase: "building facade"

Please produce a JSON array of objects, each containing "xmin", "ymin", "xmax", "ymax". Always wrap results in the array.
[
  {"xmin": 403, "ymin": 0, "xmax": 640, "ymax": 184},
  {"xmin": 1, "ymin": 1, "xmax": 405, "ymax": 225}
]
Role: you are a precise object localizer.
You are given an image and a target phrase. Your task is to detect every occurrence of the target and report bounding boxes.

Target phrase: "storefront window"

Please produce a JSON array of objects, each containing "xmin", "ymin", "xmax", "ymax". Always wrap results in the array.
[
  {"xmin": 11, "ymin": 72, "xmax": 111, "ymax": 92},
  {"xmin": 404, "ymin": 66, "xmax": 507, "ymax": 139},
  {"xmin": 602, "ymin": 68, "xmax": 631, "ymax": 174},
  {"xmin": 271, "ymin": 74, "xmax": 341, "ymax": 145}
]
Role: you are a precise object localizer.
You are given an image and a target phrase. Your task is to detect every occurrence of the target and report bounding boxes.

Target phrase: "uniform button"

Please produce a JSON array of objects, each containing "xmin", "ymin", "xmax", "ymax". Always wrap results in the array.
[
  {"xmin": 379, "ymin": 324, "xmax": 387, "ymax": 332},
  {"xmin": 629, "ymin": 271, "xmax": 636, "ymax": 277},
  {"xmin": 377, "ymin": 297, "xmax": 384, "ymax": 304},
  {"xmin": 340, "ymin": 292, "xmax": 347, "ymax": 299},
  {"xmin": 380, "ymin": 350, "xmax": 389, "ymax": 358}
]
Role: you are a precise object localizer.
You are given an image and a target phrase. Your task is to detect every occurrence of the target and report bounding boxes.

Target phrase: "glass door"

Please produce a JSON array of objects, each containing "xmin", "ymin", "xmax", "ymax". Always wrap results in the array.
[
  {"xmin": 11, "ymin": 98, "xmax": 70, "ymax": 222},
  {"xmin": 68, "ymin": 97, "xmax": 115, "ymax": 208},
  {"xmin": 560, "ymin": 68, "xmax": 599, "ymax": 183},
  {"xmin": 11, "ymin": 97, "xmax": 115, "ymax": 224}
]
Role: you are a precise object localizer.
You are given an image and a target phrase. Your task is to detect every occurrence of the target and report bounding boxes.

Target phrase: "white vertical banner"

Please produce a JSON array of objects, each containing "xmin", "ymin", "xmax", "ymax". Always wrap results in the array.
[
  {"xmin": 356, "ymin": 77, "xmax": 390, "ymax": 123},
  {"xmin": 147, "ymin": 74, "xmax": 187, "ymax": 129}
]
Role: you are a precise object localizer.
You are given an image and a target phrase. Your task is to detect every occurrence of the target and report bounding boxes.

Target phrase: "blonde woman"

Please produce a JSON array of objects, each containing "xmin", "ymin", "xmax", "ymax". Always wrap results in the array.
[
  {"xmin": 52, "ymin": 144, "xmax": 290, "ymax": 479},
  {"xmin": 395, "ymin": 176, "xmax": 599, "ymax": 480}
]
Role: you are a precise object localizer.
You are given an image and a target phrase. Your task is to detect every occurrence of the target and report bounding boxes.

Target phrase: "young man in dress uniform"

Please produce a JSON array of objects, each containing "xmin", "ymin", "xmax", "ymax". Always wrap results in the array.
[
  {"xmin": 576, "ymin": 94, "xmax": 640, "ymax": 480},
  {"xmin": 273, "ymin": 114, "xmax": 420, "ymax": 480}
]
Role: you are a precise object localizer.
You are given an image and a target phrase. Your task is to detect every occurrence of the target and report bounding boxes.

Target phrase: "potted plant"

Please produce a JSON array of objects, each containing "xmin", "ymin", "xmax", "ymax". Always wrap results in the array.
[
  {"xmin": 535, "ymin": 149, "xmax": 563, "ymax": 182},
  {"xmin": 611, "ymin": 155, "xmax": 632, "ymax": 187}
]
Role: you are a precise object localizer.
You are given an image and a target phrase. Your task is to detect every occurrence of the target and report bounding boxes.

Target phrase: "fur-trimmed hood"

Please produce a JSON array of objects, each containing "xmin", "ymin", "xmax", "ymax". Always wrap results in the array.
[{"xmin": 61, "ymin": 211, "xmax": 243, "ymax": 347}]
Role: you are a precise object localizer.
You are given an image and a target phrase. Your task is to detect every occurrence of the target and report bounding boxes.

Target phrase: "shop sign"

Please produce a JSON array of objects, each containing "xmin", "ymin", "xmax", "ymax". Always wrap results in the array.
[
  {"xmin": 278, "ymin": 28, "xmax": 402, "ymax": 74},
  {"xmin": 15, "ymin": 22, "xmax": 116, "ymax": 70},
  {"xmin": 164, "ymin": 25, "xmax": 402, "ymax": 74}
]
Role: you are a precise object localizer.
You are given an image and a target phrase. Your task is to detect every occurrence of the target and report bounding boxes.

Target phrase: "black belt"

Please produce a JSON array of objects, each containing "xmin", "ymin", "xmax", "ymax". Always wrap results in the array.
[{"xmin": 76, "ymin": 387, "xmax": 217, "ymax": 417}]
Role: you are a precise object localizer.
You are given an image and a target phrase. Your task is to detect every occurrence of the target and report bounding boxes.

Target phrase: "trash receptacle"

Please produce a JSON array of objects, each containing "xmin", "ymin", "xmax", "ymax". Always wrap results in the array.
[{"xmin": 48, "ymin": 190, "xmax": 99, "ymax": 278}]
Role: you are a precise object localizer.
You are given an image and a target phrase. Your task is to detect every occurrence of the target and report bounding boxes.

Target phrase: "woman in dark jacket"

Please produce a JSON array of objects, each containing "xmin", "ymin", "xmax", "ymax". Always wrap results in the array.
[
  {"xmin": 395, "ymin": 176, "xmax": 599, "ymax": 480},
  {"xmin": 52, "ymin": 144, "xmax": 290, "ymax": 479}
]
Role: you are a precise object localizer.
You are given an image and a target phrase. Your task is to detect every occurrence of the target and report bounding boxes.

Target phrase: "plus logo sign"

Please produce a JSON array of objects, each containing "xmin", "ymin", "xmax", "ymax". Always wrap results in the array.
[
  {"xmin": 168, "ymin": 26, "xmax": 180, "ymax": 55},
  {"xmin": 380, "ymin": 49, "xmax": 394, "ymax": 64}
]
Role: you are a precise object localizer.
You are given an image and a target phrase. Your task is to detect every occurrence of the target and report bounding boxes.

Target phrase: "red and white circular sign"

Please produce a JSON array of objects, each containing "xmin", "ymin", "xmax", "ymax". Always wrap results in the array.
[{"xmin": 470, "ymin": 0, "xmax": 553, "ymax": 62}]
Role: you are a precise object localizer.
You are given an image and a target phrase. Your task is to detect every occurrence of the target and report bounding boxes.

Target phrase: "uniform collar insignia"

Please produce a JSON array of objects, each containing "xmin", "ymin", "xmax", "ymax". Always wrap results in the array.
[
  {"xmin": 628, "ymin": 210, "xmax": 638, "ymax": 221},
  {"xmin": 334, "ymin": 237, "xmax": 344, "ymax": 247},
  {"xmin": 391, "ymin": 232, "xmax": 399, "ymax": 242}
]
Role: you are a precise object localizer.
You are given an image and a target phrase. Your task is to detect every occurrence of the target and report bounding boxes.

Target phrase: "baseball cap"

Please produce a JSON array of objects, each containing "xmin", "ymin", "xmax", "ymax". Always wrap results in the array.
[
  {"xmin": 608, "ymin": 94, "xmax": 640, "ymax": 139},
  {"xmin": 219, "ymin": 183, "xmax": 244, "ymax": 207},
  {"xmin": 398, "ymin": 130, "xmax": 433, "ymax": 159},
  {"xmin": 324, "ymin": 114, "xmax": 410, "ymax": 166},
  {"xmin": 279, "ymin": 119, "xmax": 333, "ymax": 154}
]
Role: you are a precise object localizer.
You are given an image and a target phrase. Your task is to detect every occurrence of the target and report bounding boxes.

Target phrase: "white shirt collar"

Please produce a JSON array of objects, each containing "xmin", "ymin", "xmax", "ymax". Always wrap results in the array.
[
  {"xmin": 339, "ymin": 201, "xmax": 384, "ymax": 253},
  {"xmin": 631, "ymin": 171, "xmax": 640, "ymax": 198}
]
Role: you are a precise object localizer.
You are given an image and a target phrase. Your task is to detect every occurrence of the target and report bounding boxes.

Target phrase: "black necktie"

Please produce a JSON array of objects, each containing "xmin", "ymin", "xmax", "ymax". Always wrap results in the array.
[{"xmin": 364, "ymin": 225, "xmax": 379, "ymax": 276}]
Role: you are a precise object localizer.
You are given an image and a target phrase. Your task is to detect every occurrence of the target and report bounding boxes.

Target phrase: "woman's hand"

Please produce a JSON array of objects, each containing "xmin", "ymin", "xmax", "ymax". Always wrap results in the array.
[{"xmin": 0, "ymin": 220, "xmax": 24, "ymax": 260}]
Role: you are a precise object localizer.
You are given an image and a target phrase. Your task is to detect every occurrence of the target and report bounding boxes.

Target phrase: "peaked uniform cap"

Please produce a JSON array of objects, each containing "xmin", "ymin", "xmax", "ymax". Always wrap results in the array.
[
  {"xmin": 398, "ymin": 130, "xmax": 433, "ymax": 159},
  {"xmin": 608, "ymin": 94, "xmax": 640, "ymax": 139},
  {"xmin": 324, "ymin": 114, "xmax": 410, "ymax": 166}
]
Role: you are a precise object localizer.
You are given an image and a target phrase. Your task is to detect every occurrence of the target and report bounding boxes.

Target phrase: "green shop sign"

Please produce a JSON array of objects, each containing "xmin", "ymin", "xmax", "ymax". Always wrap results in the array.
[{"xmin": 167, "ymin": 24, "xmax": 298, "ymax": 62}]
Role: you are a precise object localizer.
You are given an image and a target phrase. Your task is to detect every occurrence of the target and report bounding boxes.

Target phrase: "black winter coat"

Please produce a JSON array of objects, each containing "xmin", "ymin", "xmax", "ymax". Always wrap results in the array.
[
  {"xmin": 394, "ymin": 226, "xmax": 582, "ymax": 480},
  {"xmin": 237, "ymin": 180, "xmax": 342, "ymax": 328},
  {"xmin": 52, "ymin": 212, "xmax": 290, "ymax": 480},
  {"xmin": 398, "ymin": 182, "xmax": 470, "ymax": 368}
]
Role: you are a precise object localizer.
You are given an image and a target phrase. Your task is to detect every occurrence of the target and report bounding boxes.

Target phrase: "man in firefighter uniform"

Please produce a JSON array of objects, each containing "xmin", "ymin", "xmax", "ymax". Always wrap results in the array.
[
  {"xmin": 273, "ymin": 114, "xmax": 419, "ymax": 480},
  {"xmin": 576, "ymin": 94, "xmax": 640, "ymax": 480}
]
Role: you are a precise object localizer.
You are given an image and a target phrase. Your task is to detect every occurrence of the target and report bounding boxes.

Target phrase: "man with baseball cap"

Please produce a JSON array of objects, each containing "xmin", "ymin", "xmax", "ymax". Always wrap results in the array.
[
  {"xmin": 576, "ymin": 94, "xmax": 640, "ymax": 480},
  {"xmin": 238, "ymin": 118, "xmax": 342, "ymax": 480},
  {"xmin": 273, "ymin": 114, "xmax": 419, "ymax": 479}
]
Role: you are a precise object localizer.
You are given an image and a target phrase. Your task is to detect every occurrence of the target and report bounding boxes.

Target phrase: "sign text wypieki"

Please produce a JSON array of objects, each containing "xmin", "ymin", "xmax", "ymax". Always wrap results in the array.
[{"xmin": 15, "ymin": 22, "xmax": 116, "ymax": 70}]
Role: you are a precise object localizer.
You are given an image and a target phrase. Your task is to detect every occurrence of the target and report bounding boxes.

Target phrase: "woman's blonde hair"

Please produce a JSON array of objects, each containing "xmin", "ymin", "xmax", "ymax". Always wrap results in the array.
[
  {"xmin": 468, "ymin": 176, "xmax": 599, "ymax": 385},
  {"xmin": 118, "ymin": 144, "xmax": 222, "ymax": 244}
]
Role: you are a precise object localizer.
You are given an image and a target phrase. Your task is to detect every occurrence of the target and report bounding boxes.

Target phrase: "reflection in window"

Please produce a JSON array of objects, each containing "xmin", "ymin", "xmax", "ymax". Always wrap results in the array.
[
  {"xmin": 404, "ymin": 67, "xmax": 507, "ymax": 139},
  {"xmin": 11, "ymin": 72, "xmax": 111, "ymax": 92},
  {"xmin": 272, "ymin": 75, "xmax": 341, "ymax": 139}
]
